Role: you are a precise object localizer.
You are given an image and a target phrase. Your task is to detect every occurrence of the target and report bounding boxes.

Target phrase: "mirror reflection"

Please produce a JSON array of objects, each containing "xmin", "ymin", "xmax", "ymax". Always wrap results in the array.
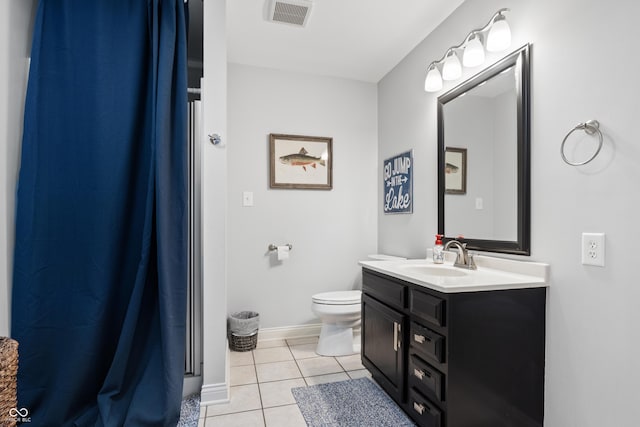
[
  {"xmin": 437, "ymin": 44, "xmax": 530, "ymax": 255},
  {"xmin": 443, "ymin": 65, "xmax": 517, "ymax": 240}
]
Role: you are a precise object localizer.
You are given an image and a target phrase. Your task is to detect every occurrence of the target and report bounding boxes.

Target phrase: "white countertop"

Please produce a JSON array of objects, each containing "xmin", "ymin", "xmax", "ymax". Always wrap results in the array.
[{"xmin": 359, "ymin": 255, "xmax": 549, "ymax": 293}]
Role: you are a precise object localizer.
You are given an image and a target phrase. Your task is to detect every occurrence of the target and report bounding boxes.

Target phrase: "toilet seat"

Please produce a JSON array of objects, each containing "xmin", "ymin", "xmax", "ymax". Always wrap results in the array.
[{"xmin": 312, "ymin": 290, "xmax": 361, "ymax": 305}]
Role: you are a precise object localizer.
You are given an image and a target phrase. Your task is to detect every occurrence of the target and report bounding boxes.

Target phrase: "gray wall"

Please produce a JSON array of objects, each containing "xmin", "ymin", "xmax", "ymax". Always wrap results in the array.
[
  {"xmin": 0, "ymin": 0, "xmax": 36, "ymax": 337},
  {"xmin": 378, "ymin": 0, "xmax": 640, "ymax": 425},
  {"xmin": 227, "ymin": 63, "xmax": 378, "ymax": 328}
]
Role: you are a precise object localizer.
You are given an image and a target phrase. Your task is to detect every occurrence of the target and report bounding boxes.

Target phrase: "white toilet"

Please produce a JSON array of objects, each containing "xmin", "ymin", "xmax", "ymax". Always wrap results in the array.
[
  {"xmin": 311, "ymin": 254, "xmax": 406, "ymax": 357},
  {"xmin": 311, "ymin": 290, "xmax": 362, "ymax": 356}
]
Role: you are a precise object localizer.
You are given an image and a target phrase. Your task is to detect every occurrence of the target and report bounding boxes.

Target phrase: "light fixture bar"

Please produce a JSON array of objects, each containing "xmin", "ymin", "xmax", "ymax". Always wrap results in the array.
[{"xmin": 424, "ymin": 8, "xmax": 511, "ymax": 92}]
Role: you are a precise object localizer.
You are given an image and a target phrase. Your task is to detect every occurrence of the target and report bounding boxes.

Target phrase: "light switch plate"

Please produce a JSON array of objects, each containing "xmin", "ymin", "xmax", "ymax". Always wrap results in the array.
[
  {"xmin": 242, "ymin": 191, "xmax": 254, "ymax": 207},
  {"xmin": 581, "ymin": 232, "xmax": 605, "ymax": 267}
]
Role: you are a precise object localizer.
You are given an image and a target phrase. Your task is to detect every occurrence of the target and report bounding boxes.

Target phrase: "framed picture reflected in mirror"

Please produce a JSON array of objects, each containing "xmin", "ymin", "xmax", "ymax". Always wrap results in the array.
[{"xmin": 445, "ymin": 147, "xmax": 466, "ymax": 195}]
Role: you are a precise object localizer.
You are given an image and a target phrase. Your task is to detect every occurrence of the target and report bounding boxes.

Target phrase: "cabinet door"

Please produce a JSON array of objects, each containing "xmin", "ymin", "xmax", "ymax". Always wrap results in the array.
[{"xmin": 362, "ymin": 294, "xmax": 406, "ymax": 402}]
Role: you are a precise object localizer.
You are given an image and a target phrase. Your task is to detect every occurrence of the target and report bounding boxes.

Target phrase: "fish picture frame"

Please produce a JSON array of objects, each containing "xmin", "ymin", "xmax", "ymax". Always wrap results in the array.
[
  {"xmin": 269, "ymin": 133, "xmax": 333, "ymax": 190},
  {"xmin": 445, "ymin": 147, "xmax": 467, "ymax": 194}
]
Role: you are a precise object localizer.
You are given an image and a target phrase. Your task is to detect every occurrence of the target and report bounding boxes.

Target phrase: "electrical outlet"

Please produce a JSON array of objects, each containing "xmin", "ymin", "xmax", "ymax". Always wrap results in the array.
[{"xmin": 581, "ymin": 232, "xmax": 605, "ymax": 267}]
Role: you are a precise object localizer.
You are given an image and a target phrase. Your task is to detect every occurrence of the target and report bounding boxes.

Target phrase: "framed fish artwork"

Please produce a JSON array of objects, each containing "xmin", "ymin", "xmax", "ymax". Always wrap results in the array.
[
  {"xmin": 445, "ymin": 147, "xmax": 467, "ymax": 194},
  {"xmin": 269, "ymin": 133, "xmax": 333, "ymax": 190}
]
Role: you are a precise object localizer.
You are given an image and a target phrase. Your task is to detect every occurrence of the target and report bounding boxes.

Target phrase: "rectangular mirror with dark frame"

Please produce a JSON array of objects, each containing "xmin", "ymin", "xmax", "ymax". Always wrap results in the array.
[{"xmin": 437, "ymin": 44, "xmax": 530, "ymax": 255}]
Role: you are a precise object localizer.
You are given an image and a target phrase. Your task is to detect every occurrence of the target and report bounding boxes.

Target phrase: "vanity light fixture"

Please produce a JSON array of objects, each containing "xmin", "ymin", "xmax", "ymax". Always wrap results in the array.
[
  {"xmin": 486, "ymin": 11, "xmax": 511, "ymax": 52},
  {"xmin": 424, "ymin": 8, "xmax": 511, "ymax": 92},
  {"xmin": 442, "ymin": 49, "xmax": 462, "ymax": 80},
  {"xmin": 424, "ymin": 63, "xmax": 443, "ymax": 92},
  {"xmin": 463, "ymin": 33, "xmax": 485, "ymax": 67}
]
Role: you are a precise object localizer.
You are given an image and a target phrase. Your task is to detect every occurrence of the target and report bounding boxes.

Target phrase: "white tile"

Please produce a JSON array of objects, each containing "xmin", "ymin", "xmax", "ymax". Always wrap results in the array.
[
  {"xmin": 256, "ymin": 360, "xmax": 302, "ymax": 383},
  {"xmin": 198, "ymin": 418, "xmax": 205, "ymax": 427},
  {"xmin": 230, "ymin": 350, "xmax": 254, "ymax": 367},
  {"xmin": 336, "ymin": 354, "xmax": 364, "ymax": 371},
  {"xmin": 286, "ymin": 336, "xmax": 319, "ymax": 346},
  {"xmin": 205, "ymin": 384, "xmax": 261, "ymax": 417},
  {"xmin": 258, "ymin": 378, "xmax": 306, "ymax": 408},
  {"xmin": 256, "ymin": 339, "xmax": 287, "ymax": 349},
  {"xmin": 230, "ymin": 365, "xmax": 257, "ymax": 386},
  {"xmin": 297, "ymin": 357, "xmax": 343, "ymax": 377},
  {"xmin": 264, "ymin": 404, "xmax": 307, "ymax": 427},
  {"xmin": 253, "ymin": 346, "xmax": 294, "ymax": 364},
  {"xmin": 347, "ymin": 369, "xmax": 372, "ymax": 380},
  {"xmin": 205, "ymin": 410, "xmax": 265, "ymax": 427},
  {"xmin": 289, "ymin": 343, "xmax": 319, "ymax": 360},
  {"xmin": 304, "ymin": 372, "xmax": 350, "ymax": 386}
]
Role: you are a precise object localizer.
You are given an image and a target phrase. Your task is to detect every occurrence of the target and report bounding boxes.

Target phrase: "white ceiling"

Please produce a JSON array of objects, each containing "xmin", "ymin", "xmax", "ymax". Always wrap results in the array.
[{"xmin": 227, "ymin": 0, "xmax": 466, "ymax": 83}]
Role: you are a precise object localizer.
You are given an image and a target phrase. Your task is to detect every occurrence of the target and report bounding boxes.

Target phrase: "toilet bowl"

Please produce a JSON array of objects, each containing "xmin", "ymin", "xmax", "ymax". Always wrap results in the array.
[
  {"xmin": 311, "ymin": 255, "xmax": 406, "ymax": 357},
  {"xmin": 311, "ymin": 290, "xmax": 362, "ymax": 356}
]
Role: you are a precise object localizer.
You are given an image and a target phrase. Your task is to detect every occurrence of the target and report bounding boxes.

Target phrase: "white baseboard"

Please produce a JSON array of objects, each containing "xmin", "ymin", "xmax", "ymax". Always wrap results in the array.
[
  {"xmin": 257, "ymin": 323, "xmax": 361, "ymax": 343},
  {"xmin": 257, "ymin": 323, "xmax": 322, "ymax": 342},
  {"xmin": 200, "ymin": 382, "xmax": 230, "ymax": 406},
  {"xmin": 200, "ymin": 341, "xmax": 231, "ymax": 405}
]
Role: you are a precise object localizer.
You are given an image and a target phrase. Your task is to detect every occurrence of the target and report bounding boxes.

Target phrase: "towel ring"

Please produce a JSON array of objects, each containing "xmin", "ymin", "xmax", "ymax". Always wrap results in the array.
[{"xmin": 560, "ymin": 120, "xmax": 603, "ymax": 166}]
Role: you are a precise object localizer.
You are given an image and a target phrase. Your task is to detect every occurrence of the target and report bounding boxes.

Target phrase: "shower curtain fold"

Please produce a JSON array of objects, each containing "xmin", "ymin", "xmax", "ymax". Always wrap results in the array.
[{"xmin": 11, "ymin": 1, "xmax": 188, "ymax": 426}]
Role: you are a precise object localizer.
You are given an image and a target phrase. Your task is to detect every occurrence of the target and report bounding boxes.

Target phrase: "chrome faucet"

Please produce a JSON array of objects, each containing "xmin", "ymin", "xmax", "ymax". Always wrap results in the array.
[{"xmin": 444, "ymin": 240, "xmax": 477, "ymax": 270}]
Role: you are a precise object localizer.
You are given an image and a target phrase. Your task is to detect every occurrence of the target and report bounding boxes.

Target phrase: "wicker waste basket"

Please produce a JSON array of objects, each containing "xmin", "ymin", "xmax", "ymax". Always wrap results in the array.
[
  {"xmin": 0, "ymin": 337, "xmax": 18, "ymax": 427},
  {"xmin": 228, "ymin": 311, "xmax": 259, "ymax": 352}
]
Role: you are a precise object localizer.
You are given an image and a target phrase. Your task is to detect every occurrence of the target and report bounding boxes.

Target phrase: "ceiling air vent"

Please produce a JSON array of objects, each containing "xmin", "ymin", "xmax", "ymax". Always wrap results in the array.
[{"xmin": 266, "ymin": 0, "xmax": 313, "ymax": 27}]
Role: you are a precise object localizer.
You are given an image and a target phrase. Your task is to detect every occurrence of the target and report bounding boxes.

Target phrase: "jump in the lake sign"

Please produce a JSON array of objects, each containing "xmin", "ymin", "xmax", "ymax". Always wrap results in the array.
[{"xmin": 383, "ymin": 150, "xmax": 413, "ymax": 214}]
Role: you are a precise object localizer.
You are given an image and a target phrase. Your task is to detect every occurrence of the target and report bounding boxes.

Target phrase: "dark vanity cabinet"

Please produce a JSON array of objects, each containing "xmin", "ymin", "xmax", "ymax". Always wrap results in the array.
[
  {"xmin": 361, "ymin": 268, "xmax": 546, "ymax": 427},
  {"xmin": 361, "ymin": 273, "xmax": 407, "ymax": 403}
]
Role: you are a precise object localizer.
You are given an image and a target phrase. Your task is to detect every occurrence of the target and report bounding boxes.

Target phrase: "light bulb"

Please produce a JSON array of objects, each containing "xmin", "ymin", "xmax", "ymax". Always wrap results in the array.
[
  {"xmin": 463, "ymin": 34, "xmax": 485, "ymax": 67},
  {"xmin": 442, "ymin": 51, "xmax": 462, "ymax": 81},
  {"xmin": 424, "ymin": 65, "xmax": 442, "ymax": 92},
  {"xmin": 487, "ymin": 15, "xmax": 511, "ymax": 52}
]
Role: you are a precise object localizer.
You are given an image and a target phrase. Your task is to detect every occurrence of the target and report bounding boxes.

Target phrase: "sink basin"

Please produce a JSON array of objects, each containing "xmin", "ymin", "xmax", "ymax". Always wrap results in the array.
[{"xmin": 398, "ymin": 265, "xmax": 468, "ymax": 277}]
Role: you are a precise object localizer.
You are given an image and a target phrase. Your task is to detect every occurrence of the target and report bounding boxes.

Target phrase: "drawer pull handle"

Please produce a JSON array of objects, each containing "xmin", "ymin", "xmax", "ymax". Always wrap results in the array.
[
  {"xmin": 415, "ymin": 367, "xmax": 432, "ymax": 379},
  {"xmin": 414, "ymin": 334, "xmax": 429, "ymax": 344},
  {"xmin": 413, "ymin": 402, "xmax": 425, "ymax": 415},
  {"xmin": 393, "ymin": 322, "xmax": 400, "ymax": 352}
]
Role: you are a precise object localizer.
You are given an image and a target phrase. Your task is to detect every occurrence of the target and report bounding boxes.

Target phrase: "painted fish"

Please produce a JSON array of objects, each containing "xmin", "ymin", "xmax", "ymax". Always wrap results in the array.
[
  {"xmin": 279, "ymin": 147, "xmax": 326, "ymax": 171},
  {"xmin": 445, "ymin": 162, "xmax": 459, "ymax": 174}
]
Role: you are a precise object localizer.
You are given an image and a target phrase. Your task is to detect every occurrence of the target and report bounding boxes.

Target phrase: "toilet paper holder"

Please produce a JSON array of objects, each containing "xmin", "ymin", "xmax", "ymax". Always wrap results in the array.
[{"xmin": 268, "ymin": 243, "xmax": 292, "ymax": 252}]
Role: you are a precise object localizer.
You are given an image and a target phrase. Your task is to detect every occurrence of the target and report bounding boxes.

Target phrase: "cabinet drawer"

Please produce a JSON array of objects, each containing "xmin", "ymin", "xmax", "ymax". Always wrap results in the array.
[
  {"xmin": 409, "ymin": 388, "xmax": 442, "ymax": 427},
  {"xmin": 410, "ymin": 289, "xmax": 445, "ymax": 327},
  {"xmin": 362, "ymin": 270, "xmax": 406, "ymax": 310},
  {"xmin": 410, "ymin": 322, "xmax": 445, "ymax": 363},
  {"xmin": 409, "ymin": 354, "xmax": 444, "ymax": 403}
]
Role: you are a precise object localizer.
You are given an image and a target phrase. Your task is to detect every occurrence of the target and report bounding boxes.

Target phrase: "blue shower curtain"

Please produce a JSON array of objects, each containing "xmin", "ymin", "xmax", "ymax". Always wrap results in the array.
[{"xmin": 11, "ymin": 1, "xmax": 188, "ymax": 426}]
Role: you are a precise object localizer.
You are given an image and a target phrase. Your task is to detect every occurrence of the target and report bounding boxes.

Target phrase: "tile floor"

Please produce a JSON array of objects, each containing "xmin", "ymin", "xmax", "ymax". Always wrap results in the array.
[{"xmin": 199, "ymin": 336, "xmax": 371, "ymax": 426}]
